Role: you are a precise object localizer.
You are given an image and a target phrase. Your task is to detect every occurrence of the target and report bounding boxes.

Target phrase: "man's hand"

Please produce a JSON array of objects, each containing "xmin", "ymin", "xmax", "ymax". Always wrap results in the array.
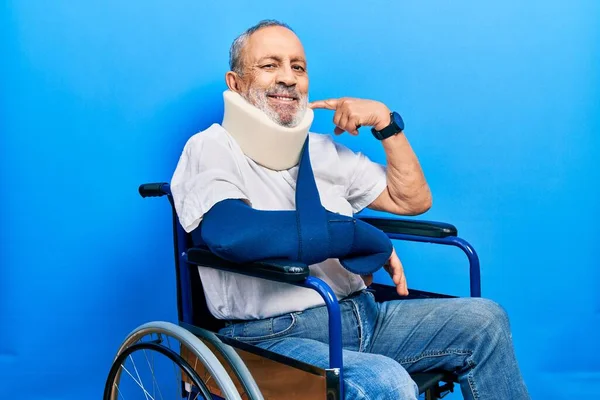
[
  {"xmin": 385, "ymin": 248, "xmax": 409, "ymax": 296},
  {"xmin": 359, "ymin": 248, "xmax": 408, "ymax": 296},
  {"xmin": 309, "ymin": 98, "xmax": 391, "ymax": 135}
]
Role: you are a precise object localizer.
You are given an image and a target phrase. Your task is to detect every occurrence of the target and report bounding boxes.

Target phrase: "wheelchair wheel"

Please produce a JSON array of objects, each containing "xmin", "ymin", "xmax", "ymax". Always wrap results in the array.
[{"xmin": 104, "ymin": 321, "xmax": 243, "ymax": 400}]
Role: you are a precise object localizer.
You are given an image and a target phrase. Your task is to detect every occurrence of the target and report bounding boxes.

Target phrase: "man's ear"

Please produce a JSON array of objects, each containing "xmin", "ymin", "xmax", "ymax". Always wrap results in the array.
[{"xmin": 225, "ymin": 71, "xmax": 243, "ymax": 93}]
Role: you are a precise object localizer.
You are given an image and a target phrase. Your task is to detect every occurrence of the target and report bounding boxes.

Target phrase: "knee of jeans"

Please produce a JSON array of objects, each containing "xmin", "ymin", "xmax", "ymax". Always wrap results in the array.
[
  {"xmin": 467, "ymin": 298, "xmax": 511, "ymax": 340},
  {"xmin": 346, "ymin": 355, "xmax": 418, "ymax": 400}
]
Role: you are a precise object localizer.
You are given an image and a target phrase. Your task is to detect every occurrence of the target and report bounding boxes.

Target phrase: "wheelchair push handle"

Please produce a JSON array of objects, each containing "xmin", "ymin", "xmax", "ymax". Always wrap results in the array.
[{"xmin": 139, "ymin": 182, "xmax": 170, "ymax": 198}]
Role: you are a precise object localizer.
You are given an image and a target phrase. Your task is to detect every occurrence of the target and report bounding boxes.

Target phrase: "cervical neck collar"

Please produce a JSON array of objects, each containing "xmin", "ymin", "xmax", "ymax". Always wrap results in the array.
[{"xmin": 221, "ymin": 90, "xmax": 314, "ymax": 171}]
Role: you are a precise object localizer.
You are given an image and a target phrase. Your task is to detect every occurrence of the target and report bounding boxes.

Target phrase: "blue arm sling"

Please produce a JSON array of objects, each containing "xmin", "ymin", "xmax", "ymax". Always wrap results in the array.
[{"xmin": 192, "ymin": 137, "xmax": 392, "ymax": 275}]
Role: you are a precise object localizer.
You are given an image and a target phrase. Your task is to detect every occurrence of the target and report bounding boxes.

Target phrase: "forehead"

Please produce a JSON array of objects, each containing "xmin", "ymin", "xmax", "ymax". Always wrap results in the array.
[{"xmin": 244, "ymin": 26, "xmax": 306, "ymax": 62}]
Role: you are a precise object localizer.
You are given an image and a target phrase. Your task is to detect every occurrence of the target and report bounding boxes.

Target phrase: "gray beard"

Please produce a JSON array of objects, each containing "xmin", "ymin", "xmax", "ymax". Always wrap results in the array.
[{"xmin": 242, "ymin": 88, "xmax": 308, "ymax": 128}]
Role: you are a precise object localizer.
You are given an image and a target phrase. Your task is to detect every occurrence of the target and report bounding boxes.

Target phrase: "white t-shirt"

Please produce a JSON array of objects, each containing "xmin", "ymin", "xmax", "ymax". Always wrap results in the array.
[{"xmin": 171, "ymin": 123, "xmax": 387, "ymax": 320}]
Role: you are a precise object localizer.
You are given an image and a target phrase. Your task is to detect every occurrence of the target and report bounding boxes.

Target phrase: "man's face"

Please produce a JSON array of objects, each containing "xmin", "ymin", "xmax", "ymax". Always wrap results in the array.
[{"xmin": 232, "ymin": 26, "xmax": 309, "ymax": 127}]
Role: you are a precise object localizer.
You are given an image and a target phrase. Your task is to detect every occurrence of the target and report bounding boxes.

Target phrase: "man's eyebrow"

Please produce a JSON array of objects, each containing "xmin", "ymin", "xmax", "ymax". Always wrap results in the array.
[
  {"xmin": 290, "ymin": 56, "xmax": 307, "ymax": 64},
  {"xmin": 256, "ymin": 55, "xmax": 283, "ymax": 63},
  {"xmin": 255, "ymin": 55, "xmax": 306, "ymax": 64}
]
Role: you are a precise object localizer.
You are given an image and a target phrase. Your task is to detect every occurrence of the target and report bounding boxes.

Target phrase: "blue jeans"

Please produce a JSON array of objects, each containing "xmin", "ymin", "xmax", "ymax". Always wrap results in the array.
[{"xmin": 218, "ymin": 290, "xmax": 530, "ymax": 400}]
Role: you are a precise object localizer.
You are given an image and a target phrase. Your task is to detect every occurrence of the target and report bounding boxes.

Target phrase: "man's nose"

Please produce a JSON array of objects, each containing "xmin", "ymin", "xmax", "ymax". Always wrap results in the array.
[{"xmin": 276, "ymin": 64, "xmax": 297, "ymax": 87}]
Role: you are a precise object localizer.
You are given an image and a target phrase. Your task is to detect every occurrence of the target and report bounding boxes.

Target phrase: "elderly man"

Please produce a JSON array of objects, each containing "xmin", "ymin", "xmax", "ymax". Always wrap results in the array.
[{"xmin": 171, "ymin": 20, "xmax": 530, "ymax": 400}]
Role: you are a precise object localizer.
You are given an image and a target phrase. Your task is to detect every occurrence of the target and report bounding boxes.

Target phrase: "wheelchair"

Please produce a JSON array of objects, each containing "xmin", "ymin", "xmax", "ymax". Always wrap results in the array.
[{"xmin": 104, "ymin": 182, "xmax": 481, "ymax": 400}]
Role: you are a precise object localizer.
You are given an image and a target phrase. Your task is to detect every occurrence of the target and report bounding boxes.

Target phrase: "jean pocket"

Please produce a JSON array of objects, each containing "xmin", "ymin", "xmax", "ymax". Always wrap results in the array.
[{"xmin": 235, "ymin": 313, "xmax": 297, "ymax": 343}]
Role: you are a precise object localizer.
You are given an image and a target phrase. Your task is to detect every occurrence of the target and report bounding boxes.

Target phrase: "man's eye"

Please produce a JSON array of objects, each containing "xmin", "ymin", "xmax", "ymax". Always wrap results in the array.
[
  {"xmin": 293, "ymin": 65, "xmax": 306, "ymax": 72},
  {"xmin": 262, "ymin": 64, "xmax": 276, "ymax": 69}
]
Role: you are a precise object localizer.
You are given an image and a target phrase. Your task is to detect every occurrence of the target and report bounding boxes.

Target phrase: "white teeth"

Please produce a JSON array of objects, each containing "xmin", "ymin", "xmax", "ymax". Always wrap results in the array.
[{"xmin": 272, "ymin": 96, "xmax": 294, "ymax": 101}]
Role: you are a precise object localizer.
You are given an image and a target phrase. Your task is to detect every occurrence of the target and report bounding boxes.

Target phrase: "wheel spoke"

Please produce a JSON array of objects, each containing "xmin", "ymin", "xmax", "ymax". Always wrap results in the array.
[
  {"xmin": 109, "ymin": 328, "xmax": 223, "ymax": 400},
  {"xmin": 128, "ymin": 354, "xmax": 151, "ymax": 400},
  {"xmin": 192, "ymin": 388, "xmax": 202, "ymax": 400},
  {"xmin": 143, "ymin": 348, "xmax": 164, "ymax": 400},
  {"xmin": 120, "ymin": 364, "xmax": 156, "ymax": 400},
  {"xmin": 165, "ymin": 335, "xmax": 182, "ymax": 399},
  {"xmin": 113, "ymin": 382, "xmax": 125, "ymax": 400}
]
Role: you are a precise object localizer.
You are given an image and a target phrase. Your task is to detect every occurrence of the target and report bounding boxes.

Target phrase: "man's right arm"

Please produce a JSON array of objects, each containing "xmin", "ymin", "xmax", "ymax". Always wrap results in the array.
[
  {"xmin": 196, "ymin": 198, "xmax": 392, "ymax": 276},
  {"xmin": 170, "ymin": 132, "xmax": 250, "ymax": 232}
]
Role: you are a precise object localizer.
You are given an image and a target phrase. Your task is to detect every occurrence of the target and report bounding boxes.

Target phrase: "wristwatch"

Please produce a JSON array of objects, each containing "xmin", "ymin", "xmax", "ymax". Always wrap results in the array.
[{"xmin": 371, "ymin": 111, "xmax": 404, "ymax": 140}]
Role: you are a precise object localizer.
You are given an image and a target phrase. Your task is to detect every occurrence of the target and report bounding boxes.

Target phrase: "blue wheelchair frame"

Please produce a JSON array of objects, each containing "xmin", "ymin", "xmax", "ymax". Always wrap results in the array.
[{"xmin": 140, "ymin": 182, "xmax": 481, "ymax": 400}]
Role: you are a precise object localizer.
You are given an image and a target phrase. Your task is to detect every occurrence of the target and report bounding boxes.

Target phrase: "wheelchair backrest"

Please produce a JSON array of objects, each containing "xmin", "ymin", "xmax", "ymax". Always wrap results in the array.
[{"xmin": 166, "ymin": 194, "xmax": 226, "ymax": 332}]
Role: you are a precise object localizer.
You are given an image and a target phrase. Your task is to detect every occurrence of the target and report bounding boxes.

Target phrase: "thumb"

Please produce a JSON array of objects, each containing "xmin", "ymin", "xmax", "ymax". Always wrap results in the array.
[{"xmin": 334, "ymin": 126, "xmax": 345, "ymax": 135}]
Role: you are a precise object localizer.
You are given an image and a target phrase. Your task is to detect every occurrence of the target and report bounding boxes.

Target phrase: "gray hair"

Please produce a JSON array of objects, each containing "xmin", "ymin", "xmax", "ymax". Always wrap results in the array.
[{"xmin": 229, "ymin": 20, "xmax": 294, "ymax": 75}]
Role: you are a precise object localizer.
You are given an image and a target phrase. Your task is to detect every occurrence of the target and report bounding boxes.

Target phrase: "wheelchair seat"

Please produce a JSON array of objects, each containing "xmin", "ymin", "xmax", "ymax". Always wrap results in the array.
[{"xmin": 183, "ymin": 243, "xmax": 463, "ymax": 399}]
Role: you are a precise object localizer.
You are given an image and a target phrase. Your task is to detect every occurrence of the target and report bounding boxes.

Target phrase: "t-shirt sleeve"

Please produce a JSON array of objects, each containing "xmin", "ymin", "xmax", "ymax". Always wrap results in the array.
[
  {"xmin": 170, "ymin": 133, "xmax": 250, "ymax": 232},
  {"xmin": 334, "ymin": 141, "xmax": 388, "ymax": 214}
]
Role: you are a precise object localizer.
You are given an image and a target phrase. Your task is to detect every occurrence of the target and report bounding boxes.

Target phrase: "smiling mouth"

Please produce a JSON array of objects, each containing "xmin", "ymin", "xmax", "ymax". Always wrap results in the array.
[{"xmin": 267, "ymin": 94, "xmax": 298, "ymax": 102}]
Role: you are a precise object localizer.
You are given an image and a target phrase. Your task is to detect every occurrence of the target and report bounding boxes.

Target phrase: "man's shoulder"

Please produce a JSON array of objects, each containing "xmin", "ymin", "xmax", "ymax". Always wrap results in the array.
[
  {"xmin": 185, "ymin": 123, "xmax": 229, "ymax": 146},
  {"xmin": 181, "ymin": 123, "xmax": 241, "ymax": 156},
  {"xmin": 308, "ymin": 131, "xmax": 334, "ymax": 143},
  {"xmin": 308, "ymin": 132, "xmax": 338, "ymax": 153},
  {"xmin": 308, "ymin": 132, "xmax": 355, "ymax": 157}
]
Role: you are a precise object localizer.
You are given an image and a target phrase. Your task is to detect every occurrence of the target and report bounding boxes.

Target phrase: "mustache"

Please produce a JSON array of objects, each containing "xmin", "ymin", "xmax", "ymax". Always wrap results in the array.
[{"xmin": 264, "ymin": 85, "xmax": 302, "ymax": 100}]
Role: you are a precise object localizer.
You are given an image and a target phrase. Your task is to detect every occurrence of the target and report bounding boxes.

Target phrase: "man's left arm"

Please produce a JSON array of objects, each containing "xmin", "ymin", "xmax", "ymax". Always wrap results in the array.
[
  {"xmin": 369, "ymin": 128, "xmax": 432, "ymax": 215},
  {"xmin": 309, "ymin": 97, "xmax": 429, "ymax": 297},
  {"xmin": 310, "ymin": 97, "xmax": 432, "ymax": 216}
]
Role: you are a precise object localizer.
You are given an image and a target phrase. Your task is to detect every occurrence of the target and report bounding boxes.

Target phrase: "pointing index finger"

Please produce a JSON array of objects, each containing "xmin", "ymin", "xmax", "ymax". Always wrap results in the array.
[{"xmin": 309, "ymin": 99, "xmax": 339, "ymax": 110}]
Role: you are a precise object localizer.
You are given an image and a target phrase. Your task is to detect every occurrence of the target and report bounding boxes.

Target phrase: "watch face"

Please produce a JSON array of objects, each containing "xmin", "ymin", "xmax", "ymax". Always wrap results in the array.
[{"xmin": 392, "ymin": 112, "xmax": 405, "ymax": 131}]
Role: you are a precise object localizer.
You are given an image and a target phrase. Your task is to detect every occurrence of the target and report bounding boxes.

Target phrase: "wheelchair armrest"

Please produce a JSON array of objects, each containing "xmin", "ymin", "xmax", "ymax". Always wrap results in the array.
[
  {"xmin": 360, "ymin": 217, "xmax": 482, "ymax": 297},
  {"xmin": 186, "ymin": 247, "xmax": 310, "ymax": 283},
  {"xmin": 359, "ymin": 216, "xmax": 457, "ymax": 238},
  {"xmin": 139, "ymin": 182, "xmax": 170, "ymax": 198}
]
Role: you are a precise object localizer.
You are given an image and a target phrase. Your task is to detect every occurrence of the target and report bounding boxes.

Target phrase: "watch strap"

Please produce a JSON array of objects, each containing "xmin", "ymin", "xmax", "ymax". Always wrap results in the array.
[{"xmin": 371, "ymin": 112, "xmax": 404, "ymax": 140}]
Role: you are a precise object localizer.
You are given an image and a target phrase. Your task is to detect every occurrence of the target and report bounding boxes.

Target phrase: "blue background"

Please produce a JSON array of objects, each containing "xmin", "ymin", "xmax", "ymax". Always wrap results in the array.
[{"xmin": 1, "ymin": 1, "xmax": 599, "ymax": 399}]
